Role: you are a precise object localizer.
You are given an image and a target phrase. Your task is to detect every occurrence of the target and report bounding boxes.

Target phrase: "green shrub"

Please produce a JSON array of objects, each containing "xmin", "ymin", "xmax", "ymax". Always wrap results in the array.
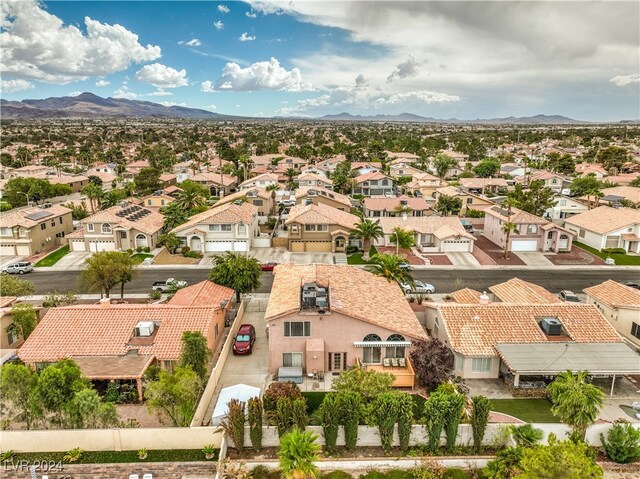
[
  {"xmin": 264, "ymin": 381, "xmax": 303, "ymax": 412},
  {"xmin": 136, "ymin": 246, "xmax": 143, "ymax": 253},
  {"xmin": 443, "ymin": 469, "xmax": 471, "ymax": 479},
  {"xmin": 180, "ymin": 246, "xmax": 190, "ymax": 254},
  {"xmin": 302, "ymin": 392, "xmax": 326, "ymax": 415},
  {"xmin": 318, "ymin": 393, "xmax": 340, "ymax": 454},
  {"xmin": 266, "ymin": 217, "xmax": 277, "ymax": 229},
  {"xmin": 220, "ymin": 399, "xmax": 245, "ymax": 452},
  {"xmin": 372, "ymin": 393, "xmax": 398, "ymax": 452},
  {"xmin": 359, "ymin": 471, "xmax": 388, "ymax": 479},
  {"xmin": 251, "ymin": 465, "xmax": 272, "ymax": 479},
  {"xmin": 465, "ymin": 209, "xmax": 485, "ymax": 218},
  {"xmin": 323, "ymin": 471, "xmax": 353, "ymax": 479},
  {"xmin": 248, "ymin": 397, "xmax": 263, "ymax": 452},
  {"xmin": 424, "ymin": 392, "xmax": 448, "ymax": 453},
  {"xmin": 471, "ymin": 396, "xmax": 491, "ymax": 453},
  {"xmin": 511, "ymin": 424, "xmax": 544, "ymax": 447},
  {"xmin": 444, "ymin": 393, "xmax": 465, "ymax": 451},
  {"xmin": 143, "ymin": 246, "xmax": 151, "ymax": 253},
  {"xmin": 601, "ymin": 247, "xmax": 626, "ymax": 255},
  {"xmin": 397, "ymin": 393, "xmax": 414, "ymax": 451},
  {"xmin": 338, "ymin": 391, "xmax": 361, "ymax": 451},
  {"xmin": 149, "ymin": 289, "xmax": 162, "ymax": 300},
  {"xmin": 601, "ymin": 419, "xmax": 640, "ymax": 463},
  {"xmin": 183, "ymin": 250, "xmax": 203, "ymax": 258},
  {"xmin": 483, "ymin": 447, "xmax": 524, "ymax": 479},
  {"xmin": 292, "ymin": 397, "xmax": 308, "ymax": 430},
  {"xmin": 275, "ymin": 397, "xmax": 295, "ymax": 437},
  {"xmin": 345, "ymin": 245, "xmax": 359, "ymax": 254}
]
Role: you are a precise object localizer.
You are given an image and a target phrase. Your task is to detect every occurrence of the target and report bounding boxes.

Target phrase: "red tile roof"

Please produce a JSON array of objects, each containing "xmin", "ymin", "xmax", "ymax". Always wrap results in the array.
[{"xmin": 168, "ymin": 280, "xmax": 235, "ymax": 307}]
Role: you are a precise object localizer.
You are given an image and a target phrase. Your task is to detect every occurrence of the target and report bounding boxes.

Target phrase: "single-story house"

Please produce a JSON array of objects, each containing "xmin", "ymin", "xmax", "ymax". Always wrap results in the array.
[
  {"xmin": 564, "ymin": 206, "xmax": 640, "ymax": 253},
  {"xmin": 373, "ymin": 216, "xmax": 475, "ymax": 253}
]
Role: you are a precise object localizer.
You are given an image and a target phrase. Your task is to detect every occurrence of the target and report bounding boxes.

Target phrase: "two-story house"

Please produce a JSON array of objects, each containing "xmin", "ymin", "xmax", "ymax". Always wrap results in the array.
[
  {"xmin": 404, "ymin": 172, "xmax": 446, "ymax": 199},
  {"xmin": 543, "ymin": 194, "xmax": 589, "ymax": 220},
  {"xmin": 389, "ymin": 163, "xmax": 424, "ymax": 179},
  {"xmin": 239, "ymin": 173, "xmax": 280, "ymax": 190},
  {"xmin": 68, "ymin": 202, "xmax": 164, "ymax": 252},
  {"xmin": 285, "ymin": 202, "xmax": 359, "ymax": 252},
  {"xmin": 564, "ymin": 206, "xmax": 640, "ymax": 253},
  {"xmin": 0, "ymin": 204, "xmax": 73, "ymax": 256},
  {"xmin": 190, "ymin": 172, "xmax": 238, "ymax": 196},
  {"xmin": 484, "ymin": 205, "xmax": 574, "ymax": 253},
  {"xmin": 515, "ymin": 171, "xmax": 567, "ymax": 193},
  {"xmin": 352, "ymin": 172, "xmax": 395, "ymax": 196},
  {"xmin": 215, "ymin": 187, "xmax": 275, "ymax": 217},
  {"xmin": 459, "ymin": 178, "xmax": 509, "ymax": 197},
  {"xmin": 294, "ymin": 188, "xmax": 352, "ymax": 212},
  {"xmin": 171, "ymin": 201, "xmax": 259, "ymax": 253},
  {"xmin": 140, "ymin": 189, "xmax": 180, "ymax": 210},
  {"xmin": 363, "ymin": 196, "xmax": 431, "ymax": 218},
  {"xmin": 265, "ymin": 264, "xmax": 428, "ymax": 387},
  {"xmin": 434, "ymin": 186, "xmax": 495, "ymax": 215},
  {"xmin": 296, "ymin": 173, "xmax": 333, "ymax": 189}
]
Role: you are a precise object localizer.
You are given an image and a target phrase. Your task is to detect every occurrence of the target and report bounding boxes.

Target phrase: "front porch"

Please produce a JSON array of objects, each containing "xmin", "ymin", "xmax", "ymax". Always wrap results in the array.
[{"xmin": 355, "ymin": 356, "xmax": 416, "ymax": 389}]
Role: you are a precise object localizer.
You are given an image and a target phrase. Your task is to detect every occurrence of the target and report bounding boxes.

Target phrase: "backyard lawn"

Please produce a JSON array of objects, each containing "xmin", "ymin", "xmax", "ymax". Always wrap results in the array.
[
  {"xmin": 130, "ymin": 253, "xmax": 154, "ymax": 264},
  {"xmin": 574, "ymin": 242, "xmax": 640, "ymax": 266},
  {"xmin": 35, "ymin": 245, "xmax": 70, "ymax": 267},
  {"xmin": 490, "ymin": 398, "xmax": 560, "ymax": 423},
  {"xmin": 346, "ymin": 246, "xmax": 378, "ymax": 265}
]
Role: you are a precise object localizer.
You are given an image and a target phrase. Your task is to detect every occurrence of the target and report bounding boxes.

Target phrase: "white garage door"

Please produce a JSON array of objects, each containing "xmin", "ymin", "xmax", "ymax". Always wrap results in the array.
[
  {"xmin": 89, "ymin": 241, "xmax": 116, "ymax": 252},
  {"xmin": 16, "ymin": 245, "xmax": 31, "ymax": 256},
  {"xmin": 70, "ymin": 240, "xmax": 86, "ymax": 252},
  {"xmin": 233, "ymin": 241, "xmax": 248, "ymax": 252},
  {"xmin": 511, "ymin": 240, "xmax": 538, "ymax": 252},
  {"xmin": 442, "ymin": 240, "xmax": 472, "ymax": 252},
  {"xmin": 0, "ymin": 245, "xmax": 15, "ymax": 256},
  {"xmin": 205, "ymin": 241, "xmax": 233, "ymax": 252}
]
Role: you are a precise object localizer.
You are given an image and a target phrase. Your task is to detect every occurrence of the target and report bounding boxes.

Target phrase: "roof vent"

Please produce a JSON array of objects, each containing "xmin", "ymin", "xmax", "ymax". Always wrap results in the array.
[
  {"xmin": 233, "ymin": 200, "xmax": 244, "ymax": 206},
  {"xmin": 119, "ymin": 201, "xmax": 129, "ymax": 208},
  {"xmin": 479, "ymin": 291, "xmax": 490, "ymax": 304},
  {"xmin": 540, "ymin": 317, "xmax": 562, "ymax": 336},
  {"xmin": 400, "ymin": 200, "xmax": 408, "ymax": 206},
  {"xmin": 135, "ymin": 321, "xmax": 155, "ymax": 337},
  {"xmin": 153, "ymin": 190, "xmax": 163, "ymax": 196}
]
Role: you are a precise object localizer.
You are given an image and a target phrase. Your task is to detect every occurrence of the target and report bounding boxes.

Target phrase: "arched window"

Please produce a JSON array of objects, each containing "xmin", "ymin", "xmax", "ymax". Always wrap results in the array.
[
  {"xmin": 362, "ymin": 334, "xmax": 381, "ymax": 364},
  {"xmin": 386, "ymin": 334, "xmax": 406, "ymax": 359},
  {"xmin": 238, "ymin": 223, "xmax": 247, "ymax": 235},
  {"xmin": 101, "ymin": 223, "xmax": 111, "ymax": 234}
]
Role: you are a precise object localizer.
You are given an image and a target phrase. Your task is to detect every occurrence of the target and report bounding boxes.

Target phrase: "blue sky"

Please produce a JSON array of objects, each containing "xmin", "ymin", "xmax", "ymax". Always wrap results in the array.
[{"xmin": 1, "ymin": 1, "xmax": 639, "ymax": 120}]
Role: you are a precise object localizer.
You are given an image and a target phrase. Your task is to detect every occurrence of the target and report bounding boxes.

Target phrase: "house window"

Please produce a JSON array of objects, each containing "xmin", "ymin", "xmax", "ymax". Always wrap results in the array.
[
  {"xmin": 87, "ymin": 224, "xmax": 94, "ymax": 232},
  {"xmin": 51, "ymin": 219, "xmax": 56, "ymax": 227},
  {"xmin": 527, "ymin": 225, "xmax": 537, "ymax": 234},
  {"xmin": 6, "ymin": 325, "xmax": 19, "ymax": 346},
  {"xmin": 238, "ymin": 223, "xmax": 247, "ymax": 235},
  {"xmin": 466, "ymin": 197, "xmax": 473, "ymax": 204},
  {"xmin": 559, "ymin": 200, "xmax": 567, "ymax": 206},
  {"xmin": 55, "ymin": 231, "xmax": 65, "ymax": 238},
  {"xmin": 59, "ymin": 217, "xmax": 63, "ymax": 225},
  {"xmin": 209, "ymin": 224, "xmax": 232, "ymax": 232},
  {"xmin": 119, "ymin": 231, "xmax": 127, "ymax": 239},
  {"xmin": 161, "ymin": 200, "xmax": 166, "ymax": 206},
  {"xmin": 552, "ymin": 179, "xmax": 558, "ymax": 184},
  {"xmin": 433, "ymin": 317, "xmax": 439, "ymax": 337},
  {"xmin": 386, "ymin": 334, "xmax": 405, "ymax": 358},
  {"xmin": 362, "ymin": 333, "xmax": 382, "ymax": 364},
  {"xmin": 40, "ymin": 223, "xmax": 46, "ymax": 230},
  {"xmin": 284, "ymin": 321, "xmax": 311, "ymax": 337},
  {"xmin": 632, "ymin": 322, "xmax": 640, "ymax": 340},
  {"xmin": 547, "ymin": 232, "xmax": 554, "ymax": 239},
  {"xmin": 101, "ymin": 223, "xmax": 112, "ymax": 234},
  {"xmin": 328, "ymin": 352, "xmax": 346, "ymax": 371},
  {"xmin": 471, "ymin": 357, "xmax": 492, "ymax": 372},
  {"xmin": 215, "ymin": 324, "xmax": 219, "ymax": 339},
  {"xmin": 0, "ymin": 227, "xmax": 12, "ymax": 236},
  {"xmin": 579, "ymin": 229, "xmax": 585, "ymax": 238},
  {"xmin": 283, "ymin": 352, "xmax": 303, "ymax": 368},
  {"xmin": 253, "ymin": 200, "xmax": 263, "ymax": 206},
  {"xmin": 454, "ymin": 353, "xmax": 463, "ymax": 371},
  {"xmin": 382, "ymin": 180, "xmax": 389, "ymax": 186},
  {"xmin": 18, "ymin": 228, "xmax": 27, "ymax": 238}
]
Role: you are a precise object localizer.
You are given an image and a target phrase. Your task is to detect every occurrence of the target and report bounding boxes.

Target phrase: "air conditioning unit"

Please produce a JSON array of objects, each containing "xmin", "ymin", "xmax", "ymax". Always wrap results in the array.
[
  {"xmin": 540, "ymin": 317, "xmax": 562, "ymax": 336},
  {"xmin": 135, "ymin": 321, "xmax": 155, "ymax": 337},
  {"xmin": 316, "ymin": 298, "xmax": 328, "ymax": 309}
]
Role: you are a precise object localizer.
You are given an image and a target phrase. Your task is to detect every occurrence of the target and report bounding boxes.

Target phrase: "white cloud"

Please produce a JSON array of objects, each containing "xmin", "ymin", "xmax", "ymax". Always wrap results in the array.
[
  {"xmin": 239, "ymin": 32, "xmax": 256, "ymax": 42},
  {"xmin": 68, "ymin": 91, "xmax": 83, "ymax": 97},
  {"xmin": 213, "ymin": 21, "xmax": 224, "ymax": 30},
  {"xmin": 1, "ymin": 0, "xmax": 161, "ymax": 84},
  {"xmin": 217, "ymin": 4, "xmax": 230, "ymax": 13},
  {"xmin": 148, "ymin": 89, "xmax": 173, "ymax": 96},
  {"xmin": 387, "ymin": 56, "xmax": 422, "ymax": 82},
  {"xmin": 178, "ymin": 38, "xmax": 201, "ymax": 47},
  {"xmin": 254, "ymin": 112, "xmax": 265, "ymax": 117},
  {"xmin": 213, "ymin": 57, "xmax": 313, "ymax": 92},
  {"xmin": 112, "ymin": 86, "xmax": 137, "ymax": 99},
  {"xmin": 355, "ymin": 74, "xmax": 368, "ymax": 87},
  {"xmin": 95, "ymin": 80, "xmax": 110, "ymax": 87},
  {"xmin": 135, "ymin": 63, "xmax": 188, "ymax": 88},
  {"xmin": 374, "ymin": 90, "xmax": 460, "ymax": 107},
  {"xmin": 246, "ymin": 11, "xmax": 257, "ymax": 18},
  {"xmin": 610, "ymin": 74, "xmax": 640, "ymax": 86},
  {"xmin": 0, "ymin": 78, "xmax": 34, "ymax": 93},
  {"xmin": 159, "ymin": 101, "xmax": 187, "ymax": 107},
  {"xmin": 204, "ymin": 104, "xmax": 217, "ymax": 111}
]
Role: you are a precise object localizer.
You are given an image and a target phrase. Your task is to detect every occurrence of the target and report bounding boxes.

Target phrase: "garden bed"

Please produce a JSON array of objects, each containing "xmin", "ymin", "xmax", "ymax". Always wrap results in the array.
[
  {"xmin": 152, "ymin": 248, "xmax": 201, "ymax": 265},
  {"xmin": 2, "ymin": 449, "xmax": 218, "ymax": 464},
  {"xmin": 301, "ymin": 392, "xmax": 426, "ymax": 420}
]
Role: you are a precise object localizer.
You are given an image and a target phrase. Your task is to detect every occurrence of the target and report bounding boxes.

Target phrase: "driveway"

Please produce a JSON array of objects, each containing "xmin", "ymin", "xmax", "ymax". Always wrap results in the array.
[
  {"xmin": 515, "ymin": 252, "xmax": 554, "ymax": 266},
  {"xmin": 204, "ymin": 297, "xmax": 270, "ymax": 425},
  {"xmin": 50, "ymin": 251, "xmax": 93, "ymax": 269},
  {"xmin": 0, "ymin": 256, "xmax": 24, "ymax": 268},
  {"xmin": 251, "ymin": 247, "xmax": 333, "ymax": 265},
  {"xmin": 447, "ymin": 252, "xmax": 481, "ymax": 267}
]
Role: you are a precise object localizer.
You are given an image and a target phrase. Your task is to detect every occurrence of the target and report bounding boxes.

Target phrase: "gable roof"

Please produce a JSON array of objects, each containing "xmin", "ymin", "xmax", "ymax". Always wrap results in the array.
[
  {"xmin": 239, "ymin": 173, "xmax": 279, "ymax": 187},
  {"xmin": 489, "ymin": 278, "xmax": 560, "ymax": 304},
  {"xmin": 295, "ymin": 187, "xmax": 352, "ymax": 208},
  {"xmin": 285, "ymin": 202, "xmax": 359, "ymax": 229},
  {"xmin": 460, "ymin": 178, "xmax": 509, "ymax": 189},
  {"xmin": 363, "ymin": 196, "xmax": 431, "ymax": 212},
  {"xmin": 564, "ymin": 206, "xmax": 640, "ymax": 234},
  {"xmin": 81, "ymin": 203, "xmax": 164, "ymax": 235},
  {"xmin": 430, "ymin": 303, "xmax": 622, "ymax": 356},
  {"xmin": 450, "ymin": 288, "xmax": 483, "ymax": 304},
  {"xmin": 376, "ymin": 216, "xmax": 474, "ymax": 239},
  {"xmin": 18, "ymin": 304, "xmax": 219, "ymax": 363},
  {"xmin": 265, "ymin": 263, "xmax": 427, "ymax": 341},
  {"xmin": 592, "ymin": 186, "xmax": 640, "ymax": 205},
  {"xmin": 354, "ymin": 171, "xmax": 391, "ymax": 183},
  {"xmin": 1, "ymin": 204, "xmax": 71, "ymax": 228},
  {"xmin": 168, "ymin": 280, "xmax": 235, "ymax": 307},
  {"xmin": 297, "ymin": 173, "xmax": 333, "ymax": 184},
  {"xmin": 171, "ymin": 201, "xmax": 258, "ymax": 234},
  {"xmin": 485, "ymin": 205, "xmax": 548, "ymax": 225},
  {"xmin": 584, "ymin": 280, "xmax": 640, "ymax": 309}
]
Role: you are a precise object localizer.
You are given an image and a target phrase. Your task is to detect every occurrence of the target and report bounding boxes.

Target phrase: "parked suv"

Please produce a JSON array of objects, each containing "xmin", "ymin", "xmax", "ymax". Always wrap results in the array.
[
  {"xmin": 232, "ymin": 324, "xmax": 256, "ymax": 355},
  {"xmin": 2, "ymin": 262, "xmax": 33, "ymax": 275},
  {"xmin": 559, "ymin": 290, "xmax": 580, "ymax": 302}
]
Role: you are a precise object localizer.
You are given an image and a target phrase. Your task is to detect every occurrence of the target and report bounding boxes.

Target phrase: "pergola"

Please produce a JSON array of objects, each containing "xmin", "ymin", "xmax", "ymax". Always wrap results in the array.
[{"xmin": 496, "ymin": 342, "xmax": 640, "ymax": 396}]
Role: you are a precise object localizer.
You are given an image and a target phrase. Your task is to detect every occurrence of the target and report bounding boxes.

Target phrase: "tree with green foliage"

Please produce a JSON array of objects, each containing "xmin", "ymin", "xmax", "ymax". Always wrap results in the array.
[
  {"xmin": 209, "ymin": 252, "xmax": 262, "ymax": 302},
  {"xmin": 80, "ymin": 251, "xmax": 131, "ymax": 298},
  {"xmin": 517, "ymin": 434, "xmax": 603, "ymax": 479},
  {"xmin": 371, "ymin": 393, "xmax": 398, "ymax": 452},
  {"xmin": 285, "ymin": 168, "xmax": 300, "ymax": 190},
  {"xmin": 0, "ymin": 275, "xmax": 35, "ymax": 297},
  {"xmin": 275, "ymin": 397, "xmax": 295, "ymax": 437},
  {"xmin": 337, "ymin": 391, "xmax": 362, "ymax": 451},
  {"xmin": 66, "ymin": 388, "xmax": 118, "ymax": 429},
  {"xmin": 145, "ymin": 366, "xmax": 203, "ymax": 427},
  {"xmin": 248, "ymin": 397, "xmax": 264, "ymax": 452},
  {"xmin": 113, "ymin": 252, "xmax": 137, "ymax": 299},
  {"xmin": 546, "ymin": 370, "xmax": 604, "ymax": 439},
  {"xmin": 365, "ymin": 253, "xmax": 415, "ymax": 290},
  {"xmin": 221, "ymin": 398, "xmax": 246, "ymax": 452},
  {"xmin": 483, "ymin": 447, "xmax": 524, "ymax": 479},
  {"xmin": 161, "ymin": 201, "xmax": 189, "ymax": 230},
  {"xmin": 352, "ymin": 218, "xmax": 384, "ymax": 259},
  {"xmin": 508, "ymin": 180, "xmax": 557, "ymax": 217},
  {"xmin": 332, "ymin": 366, "xmax": 395, "ymax": 404},
  {"xmin": 158, "ymin": 232, "xmax": 181, "ymax": 254},
  {"xmin": 100, "ymin": 189, "xmax": 125, "ymax": 209},
  {"xmin": 141, "ymin": 144, "xmax": 177, "ymax": 171},
  {"xmin": 389, "ymin": 227, "xmax": 415, "ymax": 252},
  {"xmin": 292, "ymin": 397, "xmax": 308, "ymax": 431},
  {"xmin": 548, "ymin": 154, "xmax": 575, "ymax": 175},
  {"xmin": 443, "ymin": 392, "xmax": 466, "ymax": 451},
  {"xmin": 501, "ymin": 220, "xmax": 520, "ymax": 259},
  {"xmin": 82, "ymin": 182, "xmax": 104, "ymax": 212},
  {"xmin": 278, "ymin": 428, "xmax": 321, "ymax": 479},
  {"xmin": 87, "ymin": 175, "xmax": 103, "ymax": 186},
  {"xmin": 409, "ymin": 339, "xmax": 454, "ymax": 391},
  {"xmin": 134, "ymin": 167, "xmax": 162, "ymax": 195},
  {"xmin": 329, "ymin": 160, "xmax": 357, "ymax": 194},
  {"xmin": 318, "ymin": 393, "xmax": 340, "ymax": 453},
  {"xmin": 0, "ymin": 363, "xmax": 37, "ymax": 429},
  {"xmin": 433, "ymin": 153, "xmax": 457, "ymax": 179},
  {"xmin": 600, "ymin": 419, "xmax": 640, "ymax": 464},
  {"xmin": 62, "ymin": 201, "xmax": 90, "ymax": 220},
  {"xmin": 471, "ymin": 396, "xmax": 491, "ymax": 453},
  {"xmin": 473, "ymin": 159, "xmax": 501, "ymax": 178},
  {"xmin": 10, "ymin": 303, "xmax": 38, "ymax": 341},
  {"xmin": 435, "ymin": 194, "xmax": 463, "ymax": 216},
  {"xmin": 176, "ymin": 180, "xmax": 208, "ymax": 211},
  {"xmin": 41, "ymin": 290, "xmax": 78, "ymax": 308},
  {"xmin": 570, "ymin": 175, "xmax": 603, "ymax": 209},
  {"xmin": 3, "ymin": 177, "xmax": 71, "ymax": 207},
  {"xmin": 397, "ymin": 393, "xmax": 414, "ymax": 451},
  {"xmin": 179, "ymin": 331, "xmax": 212, "ymax": 380},
  {"xmin": 597, "ymin": 146, "xmax": 629, "ymax": 171}
]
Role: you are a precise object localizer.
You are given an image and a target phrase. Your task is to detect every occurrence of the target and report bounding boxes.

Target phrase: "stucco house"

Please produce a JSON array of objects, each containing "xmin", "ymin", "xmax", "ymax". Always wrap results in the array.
[
  {"xmin": 459, "ymin": 178, "xmax": 509, "ymax": 196},
  {"xmin": 585, "ymin": 186, "xmax": 640, "ymax": 208},
  {"xmin": 484, "ymin": 205, "xmax": 574, "ymax": 253},
  {"xmin": 564, "ymin": 206, "xmax": 640, "ymax": 253},
  {"xmin": 239, "ymin": 173, "xmax": 280, "ymax": 190},
  {"xmin": 584, "ymin": 280, "xmax": 640, "ymax": 349},
  {"xmin": 363, "ymin": 196, "xmax": 431, "ymax": 218},
  {"xmin": 515, "ymin": 171, "xmax": 567, "ymax": 193},
  {"xmin": 0, "ymin": 204, "xmax": 73, "ymax": 256},
  {"xmin": 190, "ymin": 173, "xmax": 238, "ymax": 196},
  {"xmin": 171, "ymin": 201, "xmax": 259, "ymax": 253},
  {"xmin": 352, "ymin": 172, "xmax": 395, "ymax": 196},
  {"xmin": 543, "ymin": 195, "xmax": 589, "ymax": 220},
  {"xmin": 285, "ymin": 202, "xmax": 359, "ymax": 252},
  {"xmin": 404, "ymin": 172, "xmax": 446, "ymax": 199},
  {"xmin": 296, "ymin": 173, "xmax": 333, "ymax": 189},
  {"xmin": 214, "ymin": 188, "xmax": 276, "ymax": 218},
  {"xmin": 265, "ymin": 264, "xmax": 427, "ymax": 387},
  {"xmin": 68, "ymin": 203, "xmax": 163, "ymax": 252},
  {"xmin": 434, "ymin": 186, "xmax": 495, "ymax": 215},
  {"xmin": 374, "ymin": 215, "xmax": 475, "ymax": 253},
  {"xmin": 294, "ymin": 188, "xmax": 352, "ymax": 212}
]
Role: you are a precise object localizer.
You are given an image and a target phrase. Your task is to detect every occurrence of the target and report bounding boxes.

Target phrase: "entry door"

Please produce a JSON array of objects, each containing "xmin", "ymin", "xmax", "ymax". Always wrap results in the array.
[{"xmin": 328, "ymin": 352, "xmax": 347, "ymax": 371}]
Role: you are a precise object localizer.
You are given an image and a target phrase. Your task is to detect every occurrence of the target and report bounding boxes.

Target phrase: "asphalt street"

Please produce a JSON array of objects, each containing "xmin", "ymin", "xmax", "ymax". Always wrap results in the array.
[{"xmin": 18, "ymin": 268, "xmax": 640, "ymax": 295}]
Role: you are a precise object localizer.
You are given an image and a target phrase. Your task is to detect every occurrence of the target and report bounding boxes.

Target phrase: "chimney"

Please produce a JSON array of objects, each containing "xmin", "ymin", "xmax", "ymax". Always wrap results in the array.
[
  {"xmin": 99, "ymin": 297, "xmax": 111, "ymax": 308},
  {"xmin": 479, "ymin": 291, "xmax": 490, "ymax": 304}
]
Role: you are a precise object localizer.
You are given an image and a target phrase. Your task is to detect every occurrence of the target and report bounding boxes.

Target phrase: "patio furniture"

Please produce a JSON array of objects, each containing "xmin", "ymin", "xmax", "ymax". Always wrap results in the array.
[
  {"xmin": 143, "ymin": 475, "xmax": 153, "ymax": 479},
  {"xmin": 398, "ymin": 358, "xmax": 406, "ymax": 368},
  {"xmin": 383, "ymin": 358, "xmax": 391, "ymax": 367},
  {"xmin": 391, "ymin": 358, "xmax": 399, "ymax": 368}
]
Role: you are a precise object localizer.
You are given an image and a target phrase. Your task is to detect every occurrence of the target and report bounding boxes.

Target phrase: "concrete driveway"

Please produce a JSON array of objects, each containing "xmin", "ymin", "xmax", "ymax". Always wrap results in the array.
[
  {"xmin": 251, "ymin": 247, "xmax": 333, "ymax": 265},
  {"xmin": 51, "ymin": 251, "xmax": 93, "ymax": 269},
  {"xmin": 0, "ymin": 256, "xmax": 24, "ymax": 268},
  {"xmin": 515, "ymin": 252, "xmax": 554, "ymax": 266},
  {"xmin": 447, "ymin": 252, "xmax": 481, "ymax": 267},
  {"xmin": 204, "ymin": 297, "xmax": 270, "ymax": 425}
]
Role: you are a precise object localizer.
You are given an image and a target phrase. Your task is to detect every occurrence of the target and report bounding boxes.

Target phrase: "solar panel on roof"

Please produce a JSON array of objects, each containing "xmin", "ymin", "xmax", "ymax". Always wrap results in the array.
[{"xmin": 25, "ymin": 210, "xmax": 53, "ymax": 221}]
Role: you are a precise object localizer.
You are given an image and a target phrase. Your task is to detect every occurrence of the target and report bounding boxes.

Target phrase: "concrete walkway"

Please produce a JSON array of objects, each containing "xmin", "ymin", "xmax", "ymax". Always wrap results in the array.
[{"xmin": 515, "ymin": 252, "xmax": 554, "ymax": 266}]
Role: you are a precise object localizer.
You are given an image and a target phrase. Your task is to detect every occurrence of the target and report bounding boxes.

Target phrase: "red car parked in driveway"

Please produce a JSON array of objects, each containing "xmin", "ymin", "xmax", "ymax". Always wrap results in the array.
[
  {"xmin": 261, "ymin": 262, "xmax": 277, "ymax": 272},
  {"xmin": 232, "ymin": 324, "xmax": 256, "ymax": 355}
]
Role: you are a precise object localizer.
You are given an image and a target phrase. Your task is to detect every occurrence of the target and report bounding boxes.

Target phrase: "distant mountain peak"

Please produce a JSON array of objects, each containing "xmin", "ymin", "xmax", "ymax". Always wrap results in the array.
[{"xmin": 317, "ymin": 111, "xmax": 587, "ymax": 124}]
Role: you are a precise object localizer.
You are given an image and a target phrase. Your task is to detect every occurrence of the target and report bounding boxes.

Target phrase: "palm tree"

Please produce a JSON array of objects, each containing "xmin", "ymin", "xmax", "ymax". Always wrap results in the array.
[
  {"xmin": 82, "ymin": 183, "xmax": 103, "ymax": 212},
  {"xmin": 365, "ymin": 253, "xmax": 415, "ymax": 290},
  {"xmin": 547, "ymin": 370, "xmax": 604, "ymax": 438},
  {"xmin": 278, "ymin": 428, "xmax": 321, "ymax": 479},
  {"xmin": 266, "ymin": 184, "xmax": 278, "ymax": 217},
  {"xmin": 500, "ymin": 199, "xmax": 519, "ymax": 259},
  {"xmin": 176, "ymin": 180, "xmax": 207, "ymax": 211},
  {"xmin": 285, "ymin": 168, "xmax": 299, "ymax": 190},
  {"xmin": 353, "ymin": 218, "xmax": 384, "ymax": 259},
  {"xmin": 100, "ymin": 190, "xmax": 124, "ymax": 209}
]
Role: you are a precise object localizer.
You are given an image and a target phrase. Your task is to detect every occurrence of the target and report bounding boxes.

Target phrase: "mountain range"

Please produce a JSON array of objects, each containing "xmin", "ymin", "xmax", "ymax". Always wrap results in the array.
[{"xmin": 0, "ymin": 92, "xmax": 617, "ymax": 124}]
